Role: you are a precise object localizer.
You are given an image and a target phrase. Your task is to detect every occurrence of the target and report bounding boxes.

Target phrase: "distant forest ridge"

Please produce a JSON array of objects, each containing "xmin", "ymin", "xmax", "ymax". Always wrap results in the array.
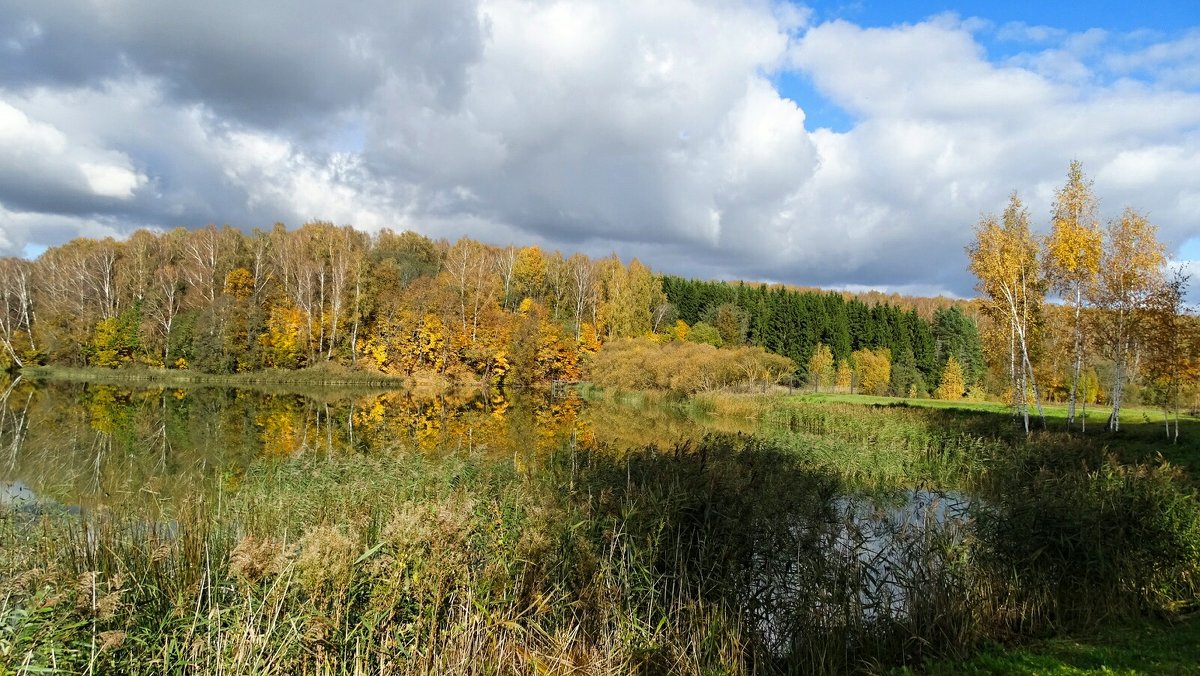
[{"xmin": 697, "ymin": 280, "xmax": 975, "ymax": 320}]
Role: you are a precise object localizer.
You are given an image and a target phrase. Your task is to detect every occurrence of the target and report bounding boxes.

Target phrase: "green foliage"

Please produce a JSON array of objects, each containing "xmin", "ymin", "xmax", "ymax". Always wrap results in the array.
[
  {"xmin": 703, "ymin": 302, "xmax": 749, "ymax": 346},
  {"xmin": 661, "ymin": 276, "xmax": 949, "ymax": 385},
  {"xmin": 932, "ymin": 306, "xmax": 985, "ymax": 387},
  {"xmin": 86, "ymin": 305, "xmax": 142, "ymax": 368},
  {"xmin": 689, "ymin": 321, "xmax": 723, "ymax": 347},
  {"xmin": 976, "ymin": 441, "xmax": 1200, "ymax": 627},
  {"xmin": 891, "ymin": 347, "xmax": 927, "ymax": 397}
]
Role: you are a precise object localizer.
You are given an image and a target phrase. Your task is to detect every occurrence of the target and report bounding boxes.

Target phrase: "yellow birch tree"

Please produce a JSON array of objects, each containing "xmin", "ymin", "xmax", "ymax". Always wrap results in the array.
[
  {"xmin": 1092, "ymin": 208, "xmax": 1166, "ymax": 431},
  {"xmin": 1044, "ymin": 161, "xmax": 1102, "ymax": 428},
  {"xmin": 967, "ymin": 193, "xmax": 1046, "ymax": 433},
  {"xmin": 808, "ymin": 342, "xmax": 835, "ymax": 391}
]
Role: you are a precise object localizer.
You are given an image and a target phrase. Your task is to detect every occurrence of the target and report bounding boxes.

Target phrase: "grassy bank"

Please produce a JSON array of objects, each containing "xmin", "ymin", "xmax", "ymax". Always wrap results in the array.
[
  {"xmin": 907, "ymin": 616, "xmax": 1200, "ymax": 674},
  {"xmin": 789, "ymin": 392, "xmax": 1200, "ymax": 476}
]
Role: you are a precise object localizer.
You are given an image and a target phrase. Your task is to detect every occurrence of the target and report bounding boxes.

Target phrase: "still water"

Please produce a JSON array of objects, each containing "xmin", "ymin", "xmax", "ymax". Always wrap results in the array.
[{"xmin": 0, "ymin": 378, "xmax": 760, "ymax": 511}]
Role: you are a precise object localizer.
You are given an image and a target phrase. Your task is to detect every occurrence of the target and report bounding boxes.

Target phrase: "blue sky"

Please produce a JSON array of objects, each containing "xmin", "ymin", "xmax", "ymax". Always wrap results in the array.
[
  {"xmin": 777, "ymin": 1, "xmax": 1200, "ymax": 130},
  {"xmin": 807, "ymin": 1, "xmax": 1199, "ymax": 32},
  {"xmin": 1, "ymin": 0, "xmax": 1198, "ymax": 297}
]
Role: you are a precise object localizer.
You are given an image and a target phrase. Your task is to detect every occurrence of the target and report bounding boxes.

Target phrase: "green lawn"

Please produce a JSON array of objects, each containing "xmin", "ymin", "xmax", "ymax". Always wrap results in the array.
[
  {"xmin": 903, "ymin": 616, "xmax": 1200, "ymax": 675},
  {"xmin": 788, "ymin": 391, "xmax": 1200, "ymax": 476},
  {"xmin": 792, "ymin": 391, "xmax": 1169, "ymax": 422}
]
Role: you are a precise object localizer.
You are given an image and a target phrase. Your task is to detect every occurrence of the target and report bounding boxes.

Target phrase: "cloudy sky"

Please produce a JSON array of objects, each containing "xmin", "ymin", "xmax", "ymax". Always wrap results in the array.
[{"xmin": 1, "ymin": 0, "xmax": 1198, "ymax": 297}]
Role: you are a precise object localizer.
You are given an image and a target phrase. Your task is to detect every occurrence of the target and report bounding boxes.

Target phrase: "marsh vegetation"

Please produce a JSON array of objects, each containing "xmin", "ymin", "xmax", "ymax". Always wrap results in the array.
[{"xmin": 2, "ymin": 379, "xmax": 1198, "ymax": 674}]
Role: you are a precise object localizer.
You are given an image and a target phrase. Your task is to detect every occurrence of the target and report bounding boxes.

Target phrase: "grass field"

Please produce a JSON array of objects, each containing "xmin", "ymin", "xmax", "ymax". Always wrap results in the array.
[
  {"xmin": 907, "ymin": 615, "xmax": 1200, "ymax": 675},
  {"xmin": 789, "ymin": 391, "xmax": 1200, "ymax": 476}
]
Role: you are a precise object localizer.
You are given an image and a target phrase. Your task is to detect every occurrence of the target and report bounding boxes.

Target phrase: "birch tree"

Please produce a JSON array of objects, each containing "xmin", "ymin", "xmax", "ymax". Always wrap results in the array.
[
  {"xmin": 1092, "ymin": 208, "xmax": 1166, "ymax": 431},
  {"xmin": 967, "ymin": 193, "xmax": 1046, "ymax": 433},
  {"xmin": 1142, "ymin": 267, "xmax": 1195, "ymax": 442},
  {"xmin": 1044, "ymin": 161, "xmax": 1102, "ymax": 428},
  {"xmin": 0, "ymin": 259, "xmax": 37, "ymax": 368}
]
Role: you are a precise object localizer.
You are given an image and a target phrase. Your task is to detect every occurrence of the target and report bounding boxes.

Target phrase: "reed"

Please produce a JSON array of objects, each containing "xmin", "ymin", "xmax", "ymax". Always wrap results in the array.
[{"xmin": 3, "ymin": 396, "xmax": 1199, "ymax": 674}]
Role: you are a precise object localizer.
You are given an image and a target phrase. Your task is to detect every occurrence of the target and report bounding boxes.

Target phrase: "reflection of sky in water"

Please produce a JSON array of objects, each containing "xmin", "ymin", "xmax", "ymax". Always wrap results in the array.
[
  {"xmin": 1, "ymin": 480, "xmax": 37, "ymax": 507},
  {"xmin": 838, "ymin": 490, "xmax": 973, "ymax": 619},
  {"xmin": 756, "ymin": 489, "xmax": 975, "ymax": 651}
]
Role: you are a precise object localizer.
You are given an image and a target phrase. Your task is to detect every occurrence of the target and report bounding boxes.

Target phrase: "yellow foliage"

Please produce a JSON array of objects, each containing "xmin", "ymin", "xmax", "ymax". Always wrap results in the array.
[
  {"xmin": 835, "ymin": 360, "xmax": 852, "ymax": 391},
  {"xmin": 936, "ymin": 356, "xmax": 966, "ymax": 400},
  {"xmin": 579, "ymin": 323, "xmax": 601, "ymax": 354},
  {"xmin": 851, "ymin": 348, "xmax": 891, "ymax": 396},
  {"xmin": 223, "ymin": 267, "xmax": 255, "ymax": 301},
  {"xmin": 807, "ymin": 343, "xmax": 835, "ymax": 391},
  {"xmin": 1045, "ymin": 161, "xmax": 1102, "ymax": 288},
  {"xmin": 260, "ymin": 306, "xmax": 307, "ymax": 369},
  {"xmin": 673, "ymin": 320, "xmax": 689, "ymax": 342}
]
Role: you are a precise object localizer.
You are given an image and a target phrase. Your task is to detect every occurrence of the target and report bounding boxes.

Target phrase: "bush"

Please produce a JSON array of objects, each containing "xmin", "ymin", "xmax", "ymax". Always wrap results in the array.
[{"xmin": 586, "ymin": 338, "xmax": 794, "ymax": 394}]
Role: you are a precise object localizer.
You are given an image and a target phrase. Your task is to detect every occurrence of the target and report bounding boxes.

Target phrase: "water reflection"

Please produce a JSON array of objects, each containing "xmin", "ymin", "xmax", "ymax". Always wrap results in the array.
[{"xmin": 0, "ymin": 379, "xmax": 758, "ymax": 511}]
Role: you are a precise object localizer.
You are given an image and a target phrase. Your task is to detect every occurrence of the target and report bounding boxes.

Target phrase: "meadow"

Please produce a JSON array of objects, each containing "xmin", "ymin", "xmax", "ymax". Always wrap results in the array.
[{"xmin": 2, "ymin": 383, "xmax": 1199, "ymax": 674}]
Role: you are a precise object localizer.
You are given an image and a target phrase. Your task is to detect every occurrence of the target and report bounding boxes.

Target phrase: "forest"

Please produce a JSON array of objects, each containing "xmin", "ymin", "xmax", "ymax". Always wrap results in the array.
[
  {"xmin": 0, "ymin": 163, "xmax": 1194, "ymax": 425},
  {"xmin": 0, "ymin": 219, "xmax": 982, "ymax": 397}
]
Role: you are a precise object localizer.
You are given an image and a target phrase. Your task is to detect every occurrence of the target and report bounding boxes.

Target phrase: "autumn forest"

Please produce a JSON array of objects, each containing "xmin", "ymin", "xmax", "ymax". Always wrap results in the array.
[{"xmin": 0, "ymin": 163, "xmax": 1193, "ymax": 438}]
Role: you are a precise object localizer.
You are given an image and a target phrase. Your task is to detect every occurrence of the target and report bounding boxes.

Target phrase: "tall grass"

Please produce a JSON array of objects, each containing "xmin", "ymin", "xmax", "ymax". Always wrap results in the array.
[
  {"xmin": 2, "ymin": 436, "xmax": 1001, "ymax": 674},
  {"xmin": 3, "ymin": 396, "xmax": 1199, "ymax": 673}
]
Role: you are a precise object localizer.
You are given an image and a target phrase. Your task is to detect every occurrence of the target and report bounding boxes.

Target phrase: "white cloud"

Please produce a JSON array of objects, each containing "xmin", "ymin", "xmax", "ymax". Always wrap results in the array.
[
  {"xmin": 996, "ymin": 21, "xmax": 1068, "ymax": 44},
  {"xmin": 1105, "ymin": 29, "xmax": 1200, "ymax": 88},
  {"xmin": 0, "ymin": 98, "xmax": 146, "ymax": 207},
  {"xmin": 0, "ymin": 1, "xmax": 1198, "ymax": 296}
]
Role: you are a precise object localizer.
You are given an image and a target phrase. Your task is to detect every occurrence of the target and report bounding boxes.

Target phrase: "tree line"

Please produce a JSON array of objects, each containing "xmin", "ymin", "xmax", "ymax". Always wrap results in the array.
[
  {"xmin": 0, "ymin": 222, "xmax": 988, "ymax": 396},
  {"xmin": 968, "ymin": 161, "xmax": 1198, "ymax": 435},
  {"xmin": 0, "ymin": 224, "xmax": 660, "ymax": 387},
  {"xmin": 660, "ymin": 276, "xmax": 985, "ymax": 397}
]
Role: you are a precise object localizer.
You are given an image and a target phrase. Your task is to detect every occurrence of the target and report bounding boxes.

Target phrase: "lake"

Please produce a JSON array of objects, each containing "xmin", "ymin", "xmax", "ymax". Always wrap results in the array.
[{"xmin": 0, "ymin": 378, "xmax": 762, "ymax": 511}]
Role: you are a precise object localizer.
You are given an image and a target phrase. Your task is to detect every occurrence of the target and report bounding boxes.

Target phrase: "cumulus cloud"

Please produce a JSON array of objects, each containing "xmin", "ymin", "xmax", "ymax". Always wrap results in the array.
[
  {"xmin": 0, "ymin": 100, "xmax": 146, "ymax": 214},
  {"xmin": 0, "ymin": 0, "xmax": 1198, "ymax": 297}
]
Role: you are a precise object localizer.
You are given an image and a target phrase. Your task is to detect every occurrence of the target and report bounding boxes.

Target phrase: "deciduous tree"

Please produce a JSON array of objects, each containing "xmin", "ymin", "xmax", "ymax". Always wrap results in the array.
[
  {"xmin": 1092, "ymin": 208, "xmax": 1167, "ymax": 431},
  {"xmin": 807, "ymin": 342, "xmax": 834, "ymax": 391},
  {"xmin": 1045, "ymin": 161, "xmax": 1102, "ymax": 428},
  {"xmin": 967, "ymin": 193, "xmax": 1046, "ymax": 433},
  {"xmin": 936, "ymin": 356, "xmax": 966, "ymax": 400}
]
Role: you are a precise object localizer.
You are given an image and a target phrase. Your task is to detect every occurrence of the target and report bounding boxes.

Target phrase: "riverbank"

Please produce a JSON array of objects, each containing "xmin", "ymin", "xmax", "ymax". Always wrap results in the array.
[{"xmin": 906, "ymin": 615, "xmax": 1200, "ymax": 674}]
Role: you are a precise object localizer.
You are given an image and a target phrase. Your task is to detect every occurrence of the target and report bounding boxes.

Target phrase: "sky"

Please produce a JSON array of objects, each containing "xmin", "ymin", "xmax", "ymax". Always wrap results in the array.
[{"xmin": 1, "ymin": 1, "xmax": 1198, "ymax": 298}]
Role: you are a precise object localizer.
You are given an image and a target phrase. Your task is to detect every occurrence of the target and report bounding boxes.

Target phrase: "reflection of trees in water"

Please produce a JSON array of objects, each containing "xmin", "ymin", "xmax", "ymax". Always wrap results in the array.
[
  {"xmin": 0, "ymin": 382, "xmax": 646, "ymax": 509},
  {"xmin": 0, "ymin": 377, "xmax": 32, "ymax": 479},
  {"xmin": 0, "ymin": 379, "xmax": 788, "ymax": 514}
]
